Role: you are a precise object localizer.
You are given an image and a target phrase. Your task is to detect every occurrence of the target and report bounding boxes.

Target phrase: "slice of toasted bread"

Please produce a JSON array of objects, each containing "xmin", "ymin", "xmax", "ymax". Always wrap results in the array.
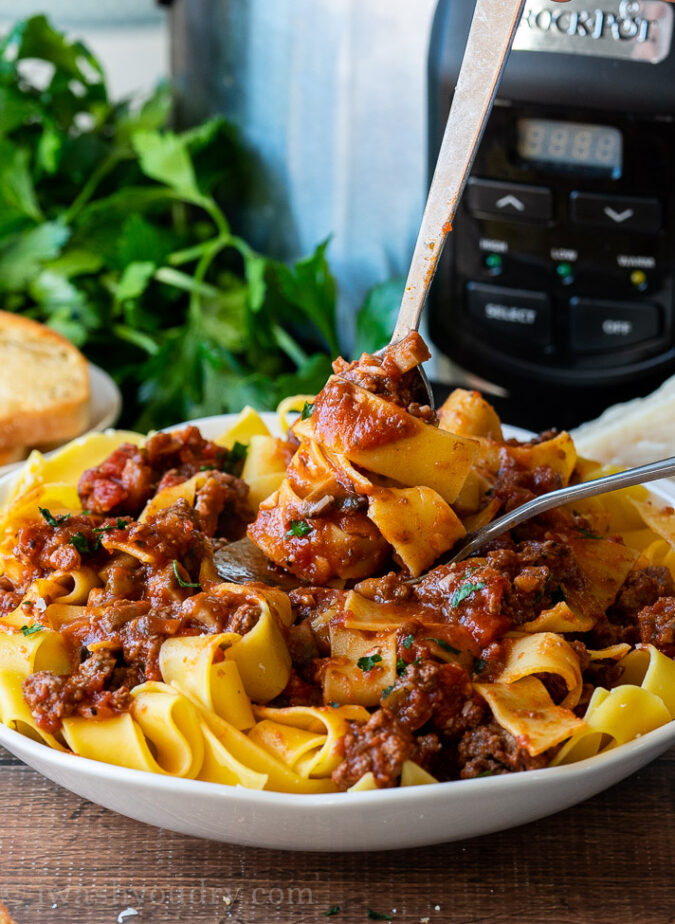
[{"xmin": 0, "ymin": 311, "xmax": 90, "ymax": 451}]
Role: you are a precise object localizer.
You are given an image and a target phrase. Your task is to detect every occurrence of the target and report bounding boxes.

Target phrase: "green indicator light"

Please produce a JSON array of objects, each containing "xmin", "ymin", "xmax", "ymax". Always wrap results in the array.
[
  {"xmin": 556, "ymin": 262, "xmax": 573, "ymax": 278},
  {"xmin": 485, "ymin": 253, "xmax": 502, "ymax": 271}
]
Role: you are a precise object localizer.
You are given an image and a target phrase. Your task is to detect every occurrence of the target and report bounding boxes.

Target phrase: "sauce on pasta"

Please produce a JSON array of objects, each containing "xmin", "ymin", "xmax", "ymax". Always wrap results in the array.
[{"xmin": 0, "ymin": 332, "xmax": 673, "ymax": 793}]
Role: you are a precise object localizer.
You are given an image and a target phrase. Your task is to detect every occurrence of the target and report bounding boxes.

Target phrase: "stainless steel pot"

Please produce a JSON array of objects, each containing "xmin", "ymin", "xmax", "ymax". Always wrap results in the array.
[{"xmin": 168, "ymin": 0, "xmax": 437, "ymax": 334}]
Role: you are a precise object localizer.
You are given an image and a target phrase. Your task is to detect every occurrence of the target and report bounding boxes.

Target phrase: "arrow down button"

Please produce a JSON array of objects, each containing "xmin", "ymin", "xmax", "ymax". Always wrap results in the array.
[{"xmin": 571, "ymin": 192, "xmax": 662, "ymax": 234}]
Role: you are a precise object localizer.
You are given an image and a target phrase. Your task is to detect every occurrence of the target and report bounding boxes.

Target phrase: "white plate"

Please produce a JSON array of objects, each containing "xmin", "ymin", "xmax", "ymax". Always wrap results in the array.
[
  {"xmin": 0, "ymin": 413, "xmax": 673, "ymax": 851},
  {"xmin": 0, "ymin": 362, "xmax": 121, "ymax": 479}
]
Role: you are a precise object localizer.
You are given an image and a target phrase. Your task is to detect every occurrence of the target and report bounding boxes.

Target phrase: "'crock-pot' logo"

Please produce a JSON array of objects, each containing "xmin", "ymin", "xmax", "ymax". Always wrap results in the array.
[{"xmin": 514, "ymin": 0, "xmax": 673, "ymax": 61}]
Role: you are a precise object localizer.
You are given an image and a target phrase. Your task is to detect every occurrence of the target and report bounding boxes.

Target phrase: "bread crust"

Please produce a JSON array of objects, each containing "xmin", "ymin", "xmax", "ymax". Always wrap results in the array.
[{"xmin": 0, "ymin": 311, "xmax": 90, "ymax": 451}]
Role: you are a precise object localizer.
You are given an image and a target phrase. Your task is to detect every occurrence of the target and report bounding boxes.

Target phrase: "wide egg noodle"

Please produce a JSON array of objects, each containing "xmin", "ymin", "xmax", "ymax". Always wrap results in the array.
[
  {"xmin": 0, "ymin": 668, "xmax": 65, "ymax": 750},
  {"xmin": 240, "ymin": 435, "xmax": 290, "ymax": 510},
  {"xmin": 551, "ymin": 645, "xmax": 675, "ymax": 766},
  {"xmin": 251, "ymin": 704, "xmax": 370, "ymax": 778},
  {"xmin": 0, "ymin": 623, "xmax": 72, "ymax": 676},
  {"xmin": 294, "ymin": 379, "xmax": 478, "ymax": 505},
  {"xmin": 214, "ymin": 405, "xmax": 271, "ymax": 448},
  {"xmin": 366, "ymin": 485, "xmax": 466, "ymax": 577},
  {"xmin": 130, "ymin": 681, "xmax": 204, "ymax": 778},
  {"xmin": 474, "ymin": 676, "xmax": 587, "ymax": 756},
  {"xmin": 489, "ymin": 632, "xmax": 584, "ymax": 709},
  {"xmin": 522, "ymin": 601, "xmax": 596, "ymax": 634},
  {"xmin": 619, "ymin": 644, "xmax": 675, "ymax": 716},
  {"xmin": 324, "ymin": 624, "xmax": 397, "ymax": 706},
  {"xmin": 198, "ymin": 708, "xmax": 336, "ymax": 793},
  {"xmin": 159, "ymin": 632, "xmax": 256, "ymax": 731}
]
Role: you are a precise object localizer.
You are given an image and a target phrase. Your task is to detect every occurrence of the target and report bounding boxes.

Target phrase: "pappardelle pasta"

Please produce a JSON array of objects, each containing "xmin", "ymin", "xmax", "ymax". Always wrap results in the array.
[{"xmin": 0, "ymin": 332, "xmax": 673, "ymax": 793}]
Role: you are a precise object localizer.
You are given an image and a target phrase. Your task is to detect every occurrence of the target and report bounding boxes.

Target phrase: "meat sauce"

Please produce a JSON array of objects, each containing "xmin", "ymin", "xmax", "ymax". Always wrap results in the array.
[
  {"xmin": 3, "ymin": 374, "xmax": 675, "ymax": 791},
  {"xmin": 11, "ymin": 428, "xmax": 256, "ymax": 733},
  {"xmin": 312, "ymin": 378, "xmax": 418, "ymax": 451}
]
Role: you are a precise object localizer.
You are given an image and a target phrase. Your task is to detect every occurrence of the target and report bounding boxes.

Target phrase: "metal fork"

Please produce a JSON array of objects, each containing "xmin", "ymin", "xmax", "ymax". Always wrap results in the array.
[
  {"xmin": 444, "ymin": 454, "xmax": 675, "ymax": 566},
  {"xmin": 385, "ymin": 0, "xmax": 527, "ymax": 407}
]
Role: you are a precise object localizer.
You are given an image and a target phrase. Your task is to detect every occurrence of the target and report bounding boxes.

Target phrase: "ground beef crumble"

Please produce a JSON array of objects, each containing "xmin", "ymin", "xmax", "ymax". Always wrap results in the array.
[
  {"xmin": 332, "ymin": 708, "xmax": 439, "ymax": 790},
  {"xmin": 457, "ymin": 719, "xmax": 551, "ymax": 779},
  {"xmin": 22, "ymin": 650, "xmax": 135, "ymax": 734}
]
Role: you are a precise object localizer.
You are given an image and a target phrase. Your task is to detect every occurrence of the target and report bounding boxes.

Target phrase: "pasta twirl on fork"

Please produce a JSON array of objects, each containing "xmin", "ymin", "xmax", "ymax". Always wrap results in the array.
[{"xmin": 0, "ymin": 332, "xmax": 673, "ymax": 793}]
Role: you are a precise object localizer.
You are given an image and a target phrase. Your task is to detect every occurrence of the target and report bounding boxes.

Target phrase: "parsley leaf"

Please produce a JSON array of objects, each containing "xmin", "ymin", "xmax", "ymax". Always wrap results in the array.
[
  {"xmin": 223, "ymin": 441, "xmax": 248, "ymax": 474},
  {"xmin": 478, "ymin": 770, "xmax": 494, "ymax": 777},
  {"xmin": 69, "ymin": 532, "xmax": 100, "ymax": 555},
  {"xmin": 38, "ymin": 507, "xmax": 70, "ymax": 527},
  {"xmin": 402, "ymin": 634, "xmax": 414, "ymax": 649},
  {"xmin": 381, "ymin": 684, "xmax": 395, "ymax": 699},
  {"xmin": 396, "ymin": 657, "xmax": 407, "ymax": 676},
  {"xmin": 357, "ymin": 653, "xmax": 382, "ymax": 672},
  {"xmin": 301, "ymin": 401, "xmax": 314, "ymax": 420},
  {"xmin": 93, "ymin": 518, "xmax": 127, "ymax": 533},
  {"xmin": 473, "ymin": 657, "xmax": 486, "ymax": 674},
  {"xmin": 325, "ymin": 907, "xmax": 340, "ymax": 917},
  {"xmin": 172, "ymin": 560, "xmax": 201, "ymax": 589},
  {"xmin": 286, "ymin": 520, "xmax": 311, "ymax": 539},
  {"xmin": 578, "ymin": 527, "xmax": 603, "ymax": 540},
  {"xmin": 20, "ymin": 624, "xmax": 44, "ymax": 637},
  {"xmin": 367, "ymin": 912, "xmax": 391, "ymax": 922},
  {"xmin": 451, "ymin": 582, "xmax": 486, "ymax": 607},
  {"xmin": 424, "ymin": 637, "xmax": 460, "ymax": 654}
]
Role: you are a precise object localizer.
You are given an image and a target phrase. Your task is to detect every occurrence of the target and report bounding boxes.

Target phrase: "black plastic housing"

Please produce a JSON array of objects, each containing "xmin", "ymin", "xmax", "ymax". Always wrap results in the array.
[{"xmin": 428, "ymin": 0, "xmax": 675, "ymax": 430}]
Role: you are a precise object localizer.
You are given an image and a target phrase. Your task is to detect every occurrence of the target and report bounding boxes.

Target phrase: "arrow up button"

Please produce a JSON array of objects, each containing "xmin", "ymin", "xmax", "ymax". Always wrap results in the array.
[
  {"xmin": 570, "ymin": 193, "xmax": 661, "ymax": 234},
  {"xmin": 467, "ymin": 179, "xmax": 553, "ymax": 224}
]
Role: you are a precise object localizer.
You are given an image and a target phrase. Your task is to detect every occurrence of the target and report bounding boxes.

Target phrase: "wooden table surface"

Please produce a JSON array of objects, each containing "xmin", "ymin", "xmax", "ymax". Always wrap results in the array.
[{"xmin": 0, "ymin": 745, "xmax": 672, "ymax": 924}]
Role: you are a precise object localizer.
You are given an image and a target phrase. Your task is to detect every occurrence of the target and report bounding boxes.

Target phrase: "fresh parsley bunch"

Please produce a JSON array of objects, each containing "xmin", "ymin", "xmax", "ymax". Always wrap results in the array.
[{"xmin": 0, "ymin": 15, "xmax": 348, "ymax": 429}]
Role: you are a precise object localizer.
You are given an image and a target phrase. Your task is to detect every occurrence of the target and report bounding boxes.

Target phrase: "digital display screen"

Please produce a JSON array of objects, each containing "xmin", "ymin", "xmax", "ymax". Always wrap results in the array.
[{"xmin": 516, "ymin": 119, "xmax": 623, "ymax": 178}]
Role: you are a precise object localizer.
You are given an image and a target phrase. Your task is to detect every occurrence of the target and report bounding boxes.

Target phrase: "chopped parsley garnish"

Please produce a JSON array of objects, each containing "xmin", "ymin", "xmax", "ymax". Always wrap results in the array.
[
  {"xmin": 199, "ymin": 464, "xmax": 215, "ymax": 471},
  {"xmin": 69, "ymin": 532, "xmax": 100, "ymax": 555},
  {"xmin": 20, "ymin": 625, "xmax": 44, "ymax": 637},
  {"xmin": 402, "ymin": 634, "xmax": 414, "ymax": 650},
  {"xmin": 478, "ymin": 770, "xmax": 494, "ymax": 777},
  {"xmin": 93, "ymin": 518, "xmax": 127, "ymax": 533},
  {"xmin": 578, "ymin": 527, "xmax": 603, "ymax": 540},
  {"xmin": 473, "ymin": 657, "xmax": 486, "ymax": 674},
  {"xmin": 357, "ymin": 653, "xmax": 382, "ymax": 672},
  {"xmin": 301, "ymin": 401, "xmax": 315, "ymax": 420},
  {"xmin": 38, "ymin": 507, "xmax": 70, "ymax": 528},
  {"xmin": 381, "ymin": 684, "xmax": 395, "ymax": 699},
  {"xmin": 325, "ymin": 907, "xmax": 340, "ymax": 917},
  {"xmin": 172, "ymin": 560, "xmax": 201, "ymax": 589},
  {"xmin": 367, "ymin": 912, "xmax": 391, "ymax": 922},
  {"xmin": 550, "ymin": 587, "xmax": 566, "ymax": 605},
  {"xmin": 286, "ymin": 519, "xmax": 312, "ymax": 539},
  {"xmin": 424, "ymin": 637, "xmax": 460, "ymax": 654},
  {"xmin": 396, "ymin": 657, "xmax": 407, "ymax": 676},
  {"xmin": 223, "ymin": 441, "xmax": 248, "ymax": 474},
  {"xmin": 451, "ymin": 581, "xmax": 486, "ymax": 607}
]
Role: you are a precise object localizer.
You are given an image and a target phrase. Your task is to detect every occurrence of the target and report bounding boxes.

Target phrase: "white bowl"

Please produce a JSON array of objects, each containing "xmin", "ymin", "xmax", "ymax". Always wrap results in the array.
[{"xmin": 0, "ymin": 414, "xmax": 672, "ymax": 851}]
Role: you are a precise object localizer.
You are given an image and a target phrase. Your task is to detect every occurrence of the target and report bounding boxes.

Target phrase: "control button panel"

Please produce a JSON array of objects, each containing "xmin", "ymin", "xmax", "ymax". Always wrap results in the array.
[
  {"xmin": 467, "ymin": 179, "xmax": 553, "ymax": 224},
  {"xmin": 570, "ymin": 192, "xmax": 662, "ymax": 233},
  {"xmin": 569, "ymin": 298, "xmax": 661, "ymax": 352},
  {"xmin": 466, "ymin": 283, "xmax": 552, "ymax": 346}
]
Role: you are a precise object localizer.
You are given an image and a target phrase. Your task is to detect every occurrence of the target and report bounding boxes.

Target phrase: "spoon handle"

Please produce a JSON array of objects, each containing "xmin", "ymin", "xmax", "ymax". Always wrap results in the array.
[
  {"xmin": 390, "ymin": 0, "xmax": 526, "ymax": 344},
  {"xmin": 451, "ymin": 455, "xmax": 675, "ymax": 563}
]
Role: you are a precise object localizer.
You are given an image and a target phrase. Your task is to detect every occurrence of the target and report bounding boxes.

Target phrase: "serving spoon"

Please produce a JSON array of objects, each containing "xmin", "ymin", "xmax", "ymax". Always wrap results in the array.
[{"xmin": 386, "ymin": 0, "xmax": 527, "ymax": 408}]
